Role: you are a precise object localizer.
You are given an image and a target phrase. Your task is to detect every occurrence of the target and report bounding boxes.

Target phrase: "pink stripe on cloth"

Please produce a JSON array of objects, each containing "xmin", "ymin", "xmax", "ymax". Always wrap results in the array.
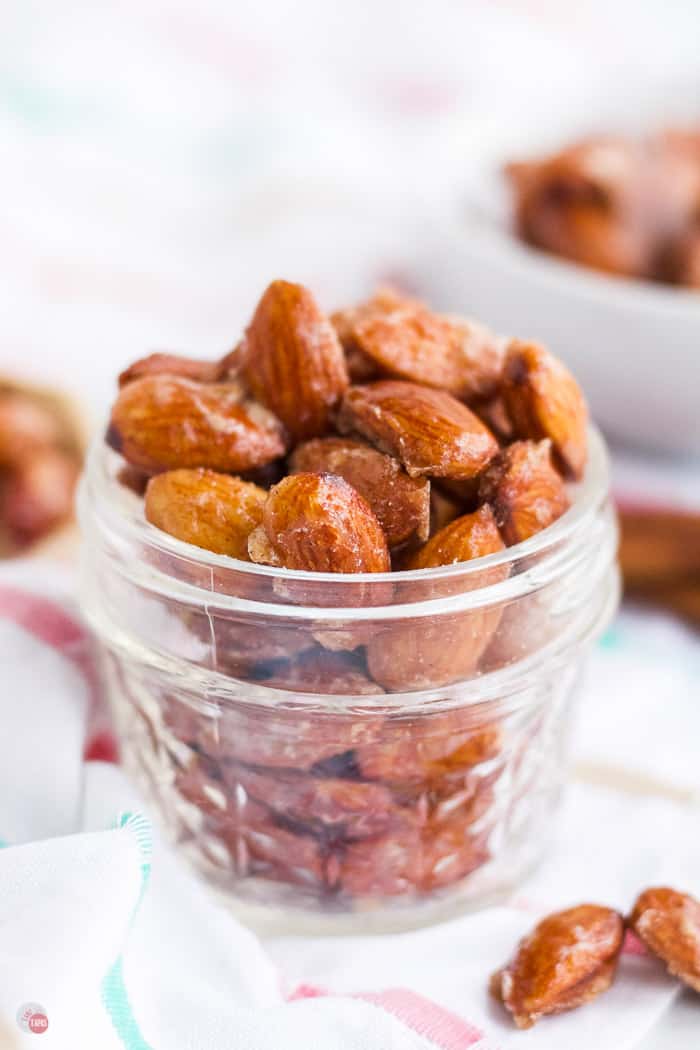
[
  {"xmin": 0, "ymin": 585, "xmax": 116, "ymax": 760},
  {"xmin": 0, "ymin": 585, "xmax": 96, "ymax": 695},
  {"xmin": 355, "ymin": 989, "xmax": 488, "ymax": 1050},
  {"xmin": 288, "ymin": 984, "xmax": 492, "ymax": 1049},
  {"xmin": 288, "ymin": 984, "xmax": 327, "ymax": 1001}
]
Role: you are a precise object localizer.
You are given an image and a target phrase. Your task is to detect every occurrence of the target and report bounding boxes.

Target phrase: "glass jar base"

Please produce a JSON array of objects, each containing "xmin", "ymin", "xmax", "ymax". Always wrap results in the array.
[{"xmin": 206, "ymin": 852, "xmax": 547, "ymax": 937}]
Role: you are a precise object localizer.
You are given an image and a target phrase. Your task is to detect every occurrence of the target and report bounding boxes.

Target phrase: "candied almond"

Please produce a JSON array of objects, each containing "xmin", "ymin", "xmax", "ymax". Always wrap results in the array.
[
  {"xmin": 356, "ymin": 710, "xmax": 501, "ymax": 783},
  {"xmin": 215, "ymin": 342, "xmax": 244, "ymax": 381},
  {"xmin": 337, "ymin": 381, "xmax": 499, "ymax": 481},
  {"xmin": 243, "ymin": 280, "xmax": 348, "ymax": 442},
  {"xmin": 629, "ymin": 886, "xmax": 700, "ymax": 993},
  {"xmin": 107, "ymin": 375, "xmax": 287, "ymax": 474},
  {"xmin": 211, "ymin": 694, "xmax": 383, "ymax": 772},
  {"xmin": 479, "ymin": 439, "xmax": 570, "ymax": 546},
  {"xmin": 505, "ymin": 139, "xmax": 659, "ymax": 280},
  {"xmin": 502, "ymin": 340, "xmax": 588, "ymax": 479},
  {"xmin": 339, "ymin": 814, "xmax": 490, "ymax": 898},
  {"xmin": 421, "ymin": 819, "xmax": 490, "ymax": 891},
  {"xmin": 429, "ymin": 486, "xmax": 463, "ymax": 535},
  {"xmin": 258, "ymin": 647, "xmax": 384, "ymax": 697},
  {"xmin": 227, "ymin": 765, "xmax": 397, "ymax": 841},
  {"xmin": 406, "ymin": 503, "xmax": 504, "ymax": 570},
  {"xmin": 240, "ymin": 817, "xmax": 327, "ymax": 888},
  {"xmin": 118, "ymin": 352, "xmax": 220, "ymax": 387},
  {"xmin": 473, "ymin": 395, "xmax": 514, "ymax": 443},
  {"xmin": 492, "ymin": 904, "xmax": 624, "ymax": 1028},
  {"xmin": 0, "ymin": 391, "xmax": 65, "ymax": 468},
  {"xmin": 366, "ymin": 505, "xmax": 507, "ymax": 691},
  {"xmin": 4, "ymin": 448, "xmax": 79, "ymax": 546},
  {"xmin": 666, "ymin": 229, "xmax": 700, "ymax": 289},
  {"xmin": 339, "ymin": 824, "xmax": 422, "ymax": 897},
  {"xmin": 333, "ymin": 288, "xmax": 505, "ymax": 401},
  {"xmin": 145, "ymin": 469, "xmax": 266, "ymax": 559},
  {"xmin": 247, "ymin": 472, "xmax": 390, "ymax": 574},
  {"xmin": 290, "ymin": 437, "xmax": 430, "ymax": 549}
]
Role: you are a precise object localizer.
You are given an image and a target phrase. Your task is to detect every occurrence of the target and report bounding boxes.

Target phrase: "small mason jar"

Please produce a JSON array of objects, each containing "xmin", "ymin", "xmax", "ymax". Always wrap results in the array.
[{"xmin": 78, "ymin": 428, "xmax": 618, "ymax": 933}]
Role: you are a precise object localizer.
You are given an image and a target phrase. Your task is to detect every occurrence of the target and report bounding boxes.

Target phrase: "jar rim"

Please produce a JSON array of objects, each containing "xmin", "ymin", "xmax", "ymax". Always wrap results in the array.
[{"xmin": 83, "ymin": 424, "xmax": 608, "ymax": 573}]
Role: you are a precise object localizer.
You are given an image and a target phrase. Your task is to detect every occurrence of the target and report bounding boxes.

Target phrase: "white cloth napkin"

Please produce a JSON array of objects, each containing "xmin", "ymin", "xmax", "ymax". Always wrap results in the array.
[{"xmin": 0, "ymin": 577, "xmax": 697, "ymax": 1050}]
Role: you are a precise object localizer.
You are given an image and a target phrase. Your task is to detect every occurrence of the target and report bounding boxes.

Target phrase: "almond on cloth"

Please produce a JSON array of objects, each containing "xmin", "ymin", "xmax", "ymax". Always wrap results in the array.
[
  {"xmin": 290, "ymin": 436, "xmax": 430, "ymax": 549},
  {"xmin": 243, "ymin": 279, "xmax": 349, "ymax": 442},
  {"xmin": 491, "ymin": 904, "xmax": 624, "ymax": 1028},
  {"xmin": 338, "ymin": 380, "xmax": 499, "ymax": 481},
  {"xmin": 247, "ymin": 471, "xmax": 390, "ymax": 574},
  {"xmin": 145, "ymin": 469, "xmax": 266, "ymax": 559},
  {"xmin": 107, "ymin": 375, "xmax": 287, "ymax": 474},
  {"xmin": 502, "ymin": 340, "xmax": 588, "ymax": 480},
  {"xmin": 479, "ymin": 439, "xmax": 570, "ymax": 546},
  {"xmin": 628, "ymin": 886, "xmax": 700, "ymax": 993}
]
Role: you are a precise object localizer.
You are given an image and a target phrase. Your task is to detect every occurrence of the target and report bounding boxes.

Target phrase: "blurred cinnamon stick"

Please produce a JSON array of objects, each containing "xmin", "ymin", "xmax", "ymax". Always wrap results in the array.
[{"xmin": 618, "ymin": 506, "xmax": 700, "ymax": 629}]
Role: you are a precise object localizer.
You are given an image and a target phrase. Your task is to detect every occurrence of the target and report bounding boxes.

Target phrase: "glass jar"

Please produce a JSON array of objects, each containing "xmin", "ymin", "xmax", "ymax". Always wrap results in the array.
[{"xmin": 78, "ymin": 428, "xmax": 618, "ymax": 933}]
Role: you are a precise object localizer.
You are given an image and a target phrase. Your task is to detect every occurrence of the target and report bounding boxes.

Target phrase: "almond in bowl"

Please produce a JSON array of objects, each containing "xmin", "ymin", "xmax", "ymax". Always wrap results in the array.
[{"xmin": 79, "ymin": 279, "xmax": 619, "ymax": 933}]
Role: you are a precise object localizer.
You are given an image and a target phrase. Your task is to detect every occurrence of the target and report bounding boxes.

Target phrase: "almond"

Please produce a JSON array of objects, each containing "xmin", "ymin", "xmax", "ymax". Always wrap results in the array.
[
  {"xmin": 479, "ymin": 439, "xmax": 570, "ymax": 546},
  {"xmin": 290, "ymin": 437, "xmax": 430, "ymax": 548},
  {"xmin": 366, "ymin": 505, "xmax": 507, "ymax": 690},
  {"xmin": 118, "ymin": 352, "xmax": 220, "ymax": 387},
  {"xmin": 215, "ymin": 342, "xmax": 244, "ymax": 381},
  {"xmin": 338, "ymin": 825, "xmax": 422, "ymax": 897},
  {"xmin": 628, "ymin": 886, "xmax": 700, "ymax": 993},
  {"xmin": 0, "ymin": 391, "xmax": 65, "ymax": 467},
  {"xmin": 333, "ymin": 289, "xmax": 505, "ymax": 401},
  {"xmin": 258, "ymin": 647, "xmax": 385, "ymax": 698},
  {"xmin": 226, "ymin": 765, "xmax": 396, "ymax": 841},
  {"xmin": 339, "ymin": 812, "xmax": 490, "ymax": 897},
  {"xmin": 337, "ymin": 380, "xmax": 499, "ymax": 480},
  {"xmin": 492, "ymin": 904, "xmax": 624, "ymax": 1028},
  {"xmin": 505, "ymin": 139, "xmax": 658, "ymax": 279},
  {"xmin": 247, "ymin": 472, "xmax": 390, "ymax": 574},
  {"xmin": 243, "ymin": 280, "xmax": 348, "ymax": 442},
  {"xmin": 211, "ymin": 656, "xmax": 383, "ymax": 770},
  {"xmin": 406, "ymin": 503, "xmax": 505, "ymax": 571},
  {"xmin": 107, "ymin": 375, "xmax": 287, "ymax": 474},
  {"xmin": 502, "ymin": 340, "xmax": 588, "ymax": 479},
  {"xmin": 429, "ymin": 486, "xmax": 463, "ymax": 535},
  {"xmin": 145, "ymin": 469, "xmax": 266, "ymax": 559},
  {"xmin": 356, "ymin": 710, "xmax": 501, "ymax": 783},
  {"xmin": 473, "ymin": 395, "xmax": 514, "ymax": 443},
  {"xmin": 3, "ymin": 447, "xmax": 79, "ymax": 546}
]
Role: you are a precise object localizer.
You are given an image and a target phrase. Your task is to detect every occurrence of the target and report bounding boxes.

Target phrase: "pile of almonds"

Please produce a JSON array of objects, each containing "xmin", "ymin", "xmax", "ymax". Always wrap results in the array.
[
  {"xmin": 109, "ymin": 279, "xmax": 587, "ymax": 597},
  {"xmin": 0, "ymin": 383, "xmax": 81, "ymax": 555},
  {"xmin": 492, "ymin": 885, "xmax": 700, "ymax": 1029},
  {"xmin": 507, "ymin": 130, "xmax": 700, "ymax": 286},
  {"xmin": 107, "ymin": 280, "xmax": 591, "ymax": 905}
]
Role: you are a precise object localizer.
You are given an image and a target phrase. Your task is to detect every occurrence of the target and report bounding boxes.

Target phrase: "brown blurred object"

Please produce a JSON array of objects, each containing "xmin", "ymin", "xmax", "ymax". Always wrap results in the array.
[
  {"xmin": 618, "ymin": 506, "xmax": 700, "ymax": 629},
  {"xmin": 0, "ymin": 377, "xmax": 85, "ymax": 559},
  {"xmin": 505, "ymin": 131, "xmax": 700, "ymax": 288}
]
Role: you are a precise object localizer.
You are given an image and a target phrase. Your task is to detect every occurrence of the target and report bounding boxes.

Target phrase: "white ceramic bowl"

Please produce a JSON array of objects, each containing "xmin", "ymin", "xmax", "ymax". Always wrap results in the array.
[{"xmin": 418, "ymin": 171, "xmax": 700, "ymax": 457}]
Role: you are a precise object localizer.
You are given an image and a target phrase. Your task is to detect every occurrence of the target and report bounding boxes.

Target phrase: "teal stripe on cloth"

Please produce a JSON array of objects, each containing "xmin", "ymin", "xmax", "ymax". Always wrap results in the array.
[{"xmin": 101, "ymin": 811, "xmax": 153, "ymax": 1050}]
